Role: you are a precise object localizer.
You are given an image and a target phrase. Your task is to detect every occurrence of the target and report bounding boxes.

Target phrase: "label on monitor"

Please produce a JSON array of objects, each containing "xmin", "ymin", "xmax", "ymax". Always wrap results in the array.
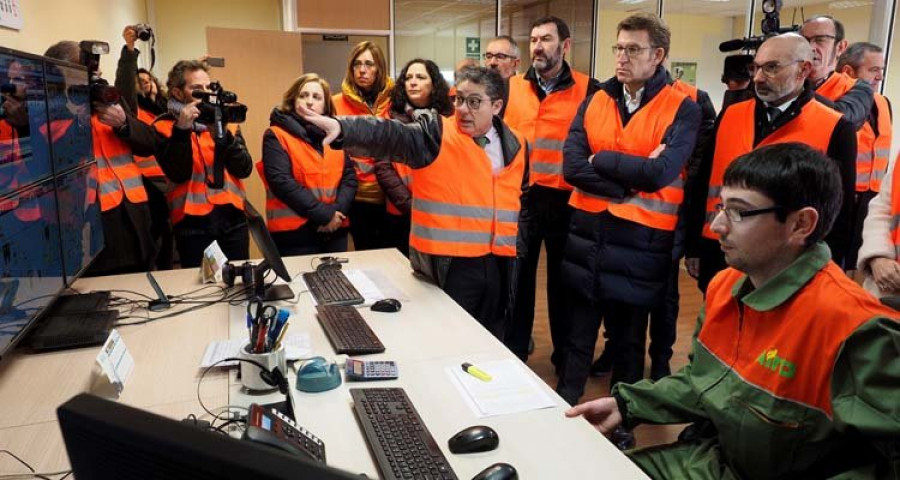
[{"xmin": 95, "ymin": 329, "xmax": 134, "ymax": 396}]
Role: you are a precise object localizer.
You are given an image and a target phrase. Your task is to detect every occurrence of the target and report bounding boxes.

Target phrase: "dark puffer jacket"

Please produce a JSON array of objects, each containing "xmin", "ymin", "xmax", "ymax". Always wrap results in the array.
[{"xmin": 561, "ymin": 66, "xmax": 700, "ymax": 308}]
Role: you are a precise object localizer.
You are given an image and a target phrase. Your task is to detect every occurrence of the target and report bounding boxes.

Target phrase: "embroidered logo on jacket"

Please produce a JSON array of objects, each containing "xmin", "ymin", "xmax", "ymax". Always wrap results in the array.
[{"xmin": 757, "ymin": 348, "xmax": 795, "ymax": 378}]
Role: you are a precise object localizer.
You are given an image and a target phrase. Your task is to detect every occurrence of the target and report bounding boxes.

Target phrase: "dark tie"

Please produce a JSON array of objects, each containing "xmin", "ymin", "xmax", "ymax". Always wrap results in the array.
[
  {"xmin": 474, "ymin": 136, "xmax": 490, "ymax": 148},
  {"xmin": 766, "ymin": 106, "xmax": 781, "ymax": 123}
]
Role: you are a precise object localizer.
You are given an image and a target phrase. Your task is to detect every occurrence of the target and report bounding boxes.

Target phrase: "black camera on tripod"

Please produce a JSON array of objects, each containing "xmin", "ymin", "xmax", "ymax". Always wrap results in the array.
[
  {"xmin": 718, "ymin": 0, "xmax": 798, "ymax": 54},
  {"xmin": 78, "ymin": 41, "xmax": 121, "ymax": 105}
]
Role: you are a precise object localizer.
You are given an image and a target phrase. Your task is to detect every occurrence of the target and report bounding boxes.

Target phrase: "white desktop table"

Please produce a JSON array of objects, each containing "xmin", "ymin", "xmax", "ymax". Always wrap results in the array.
[{"xmin": 0, "ymin": 249, "xmax": 647, "ymax": 479}]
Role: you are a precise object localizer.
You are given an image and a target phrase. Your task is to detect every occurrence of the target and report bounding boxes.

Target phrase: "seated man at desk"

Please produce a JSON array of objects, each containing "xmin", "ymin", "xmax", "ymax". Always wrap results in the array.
[
  {"xmin": 299, "ymin": 66, "xmax": 528, "ymax": 340},
  {"xmin": 566, "ymin": 143, "xmax": 900, "ymax": 479}
]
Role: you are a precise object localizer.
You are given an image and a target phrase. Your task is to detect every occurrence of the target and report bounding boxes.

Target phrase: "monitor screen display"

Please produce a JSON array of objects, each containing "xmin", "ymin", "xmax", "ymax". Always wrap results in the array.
[
  {"xmin": 44, "ymin": 60, "xmax": 92, "ymax": 174},
  {"xmin": 0, "ymin": 178, "xmax": 64, "ymax": 357},
  {"xmin": 0, "ymin": 49, "xmax": 52, "ymax": 197},
  {"xmin": 57, "ymin": 162, "xmax": 104, "ymax": 285}
]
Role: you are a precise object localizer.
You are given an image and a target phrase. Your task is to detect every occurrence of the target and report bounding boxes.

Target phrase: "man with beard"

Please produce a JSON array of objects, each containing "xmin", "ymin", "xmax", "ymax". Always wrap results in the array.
[
  {"xmin": 685, "ymin": 33, "xmax": 856, "ymax": 293},
  {"xmin": 503, "ymin": 16, "xmax": 600, "ymax": 367}
]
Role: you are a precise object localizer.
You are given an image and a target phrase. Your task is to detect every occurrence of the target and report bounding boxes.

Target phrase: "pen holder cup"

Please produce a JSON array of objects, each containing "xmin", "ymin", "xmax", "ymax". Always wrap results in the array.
[{"xmin": 240, "ymin": 343, "xmax": 287, "ymax": 392}]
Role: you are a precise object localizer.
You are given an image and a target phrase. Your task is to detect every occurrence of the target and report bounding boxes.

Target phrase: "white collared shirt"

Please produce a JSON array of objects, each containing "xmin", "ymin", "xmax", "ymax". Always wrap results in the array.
[
  {"xmin": 483, "ymin": 126, "xmax": 503, "ymax": 175},
  {"xmin": 623, "ymin": 85, "xmax": 645, "ymax": 114}
]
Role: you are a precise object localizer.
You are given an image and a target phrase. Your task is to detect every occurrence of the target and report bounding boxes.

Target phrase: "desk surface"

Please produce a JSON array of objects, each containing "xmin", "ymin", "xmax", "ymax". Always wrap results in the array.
[{"xmin": 0, "ymin": 249, "xmax": 647, "ymax": 479}]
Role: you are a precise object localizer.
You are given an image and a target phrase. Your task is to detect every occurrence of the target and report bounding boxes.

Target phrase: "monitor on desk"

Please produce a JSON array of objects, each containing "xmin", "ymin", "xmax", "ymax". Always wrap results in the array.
[
  {"xmin": 244, "ymin": 200, "xmax": 294, "ymax": 302},
  {"xmin": 58, "ymin": 393, "xmax": 360, "ymax": 480}
]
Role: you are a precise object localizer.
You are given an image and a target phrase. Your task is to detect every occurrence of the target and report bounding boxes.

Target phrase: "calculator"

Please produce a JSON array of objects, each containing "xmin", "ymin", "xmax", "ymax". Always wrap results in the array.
[{"xmin": 345, "ymin": 359, "xmax": 399, "ymax": 381}]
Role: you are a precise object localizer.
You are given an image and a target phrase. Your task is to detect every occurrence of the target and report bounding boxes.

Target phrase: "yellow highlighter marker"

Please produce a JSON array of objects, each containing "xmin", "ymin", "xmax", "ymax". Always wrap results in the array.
[{"xmin": 461, "ymin": 362, "xmax": 492, "ymax": 382}]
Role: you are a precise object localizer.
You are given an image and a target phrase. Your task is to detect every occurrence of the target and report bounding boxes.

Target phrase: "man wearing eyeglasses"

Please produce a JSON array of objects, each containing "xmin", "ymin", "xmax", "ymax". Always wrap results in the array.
[
  {"xmin": 567, "ymin": 142, "xmax": 900, "ymax": 479},
  {"xmin": 556, "ymin": 13, "xmax": 700, "ymax": 446},
  {"xmin": 483, "ymin": 36, "xmax": 521, "ymax": 81},
  {"xmin": 686, "ymin": 33, "xmax": 856, "ymax": 294},
  {"xmin": 298, "ymin": 67, "xmax": 529, "ymax": 341},
  {"xmin": 502, "ymin": 16, "xmax": 600, "ymax": 368}
]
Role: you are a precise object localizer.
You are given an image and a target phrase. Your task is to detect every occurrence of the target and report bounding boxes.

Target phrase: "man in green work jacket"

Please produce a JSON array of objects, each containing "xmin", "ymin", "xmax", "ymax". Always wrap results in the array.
[{"xmin": 567, "ymin": 142, "xmax": 900, "ymax": 479}]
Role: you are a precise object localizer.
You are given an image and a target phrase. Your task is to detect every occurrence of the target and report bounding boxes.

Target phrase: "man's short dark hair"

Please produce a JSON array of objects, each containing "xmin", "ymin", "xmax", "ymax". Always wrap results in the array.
[
  {"xmin": 531, "ymin": 16, "xmax": 570, "ymax": 42},
  {"xmin": 618, "ymin": 13, "xmax": 671, "ymax": 58},
  {"xmin": 837, "ymin": 42, "xmax": 883, "ymax": 71},
  {"xmin": 44, "ymin": 41, "xmax": 82, "ymax": 65},
  {"xmin": 455, "ymin": 66, "xmax": 506, "ymax": 103},
  {"xmin": 166, "ymin": 60, "xmax": 208, "ymax": 91},
  {"xmin": 724, "ymin": 143, "xmax": 842, "ymax": 247},
  {"xmin": 805, "ymin": 15, "xmax": 845, "ymax": 43}
]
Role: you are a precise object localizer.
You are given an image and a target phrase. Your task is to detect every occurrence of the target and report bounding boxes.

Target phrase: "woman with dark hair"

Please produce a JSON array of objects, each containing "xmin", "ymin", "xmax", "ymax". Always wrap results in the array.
[
  {"xmin": 333, "ymin": 41, "xmax": 394, "ymax": 251},
  {"xmin": 378, "ymin": 58, "xmax": 453, "ymax": 256},
  {"xmin": 260, "ymin": 73, "xmax": 357, "ymax": 256}
]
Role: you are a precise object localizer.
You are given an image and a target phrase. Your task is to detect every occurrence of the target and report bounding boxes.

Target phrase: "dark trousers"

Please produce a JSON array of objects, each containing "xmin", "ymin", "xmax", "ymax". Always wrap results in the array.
[
  {"xmin": 384, "ymin": 213, "xmax": 411, "ymax": 257},
  {"xmin": 696, "ymin": 237, "xmax": 727, "ymax": 294},
  {"xmin": 272, "ymin": 223, "xmax": 349, "ymax": 257},
  {"xmin": 349, "ymin": 201, "xmax": 391, "ymax": 251},
  {"xmin": 649, "ymin": 260, "xmax": 680, "ymax": 366},
  {"xmin": 556, "ymin": 290, "xmax": 650, "ymax": 405},
  {"xmin": 506, "ymin": 186, "xmax": 572, "ymax": 363},
  {"xmin": 443, "ymin": 255, "xmax": 507, "ymax": 340},
  {"xmin": 86, "ymin": 201, "xmax": 155, "ymax": 277},
  {"xmin": 145, "ymin": 179, "xmax": 174, "ymax": 270},
  {"xmin": 175, "ymin": 220, "xmax": 249, "ymax": 268},
  {"xmin": 847, "ymin": 190, "xmax": 877, "ymax": 270}
]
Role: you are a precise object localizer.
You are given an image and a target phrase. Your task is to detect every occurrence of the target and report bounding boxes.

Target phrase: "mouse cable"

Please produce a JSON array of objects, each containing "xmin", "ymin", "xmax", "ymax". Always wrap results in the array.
[{"xmin": 0, "ymin": 450, "xmax": 71, "ymax": 479}]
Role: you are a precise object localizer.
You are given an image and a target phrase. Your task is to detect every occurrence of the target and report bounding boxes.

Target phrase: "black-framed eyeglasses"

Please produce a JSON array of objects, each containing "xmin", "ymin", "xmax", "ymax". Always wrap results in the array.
[
  {"xmin": 454, "ymin": 94, "xmax": 489, "ymax": 110},
  {"xmin": 748, "ymin": 60, "xmax": 803, "ymax": 78},
  {"xmin": 611, "ymin": 45, "xmax": 652, "ymax": 58},
  {"xmin": 715, "ymin": 203, "xmax": 784, "ymax": 222},
  {"xmin": 483, "ymin": 52, "xmax": 517, "ymax": 61},
  {"xmin": 803, "ymin": 34, "xmax": 836, "ymax": 46},
  {"xmin": 352, "ymin": 60, "xmax": 377, "ymax": 70}
]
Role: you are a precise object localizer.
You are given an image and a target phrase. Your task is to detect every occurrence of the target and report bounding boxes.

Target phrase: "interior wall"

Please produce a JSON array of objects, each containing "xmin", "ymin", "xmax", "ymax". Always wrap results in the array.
[
  {"xmin": 665, "ymin": 12, "xmax": 738, "ymax": 110},
  {"xmin": 152, "ymin": 0, "xmax": 281, "ymax": 80},
  {"xmin": 0, "ymin": 0, "xmax": 147, "ymax": 78}
]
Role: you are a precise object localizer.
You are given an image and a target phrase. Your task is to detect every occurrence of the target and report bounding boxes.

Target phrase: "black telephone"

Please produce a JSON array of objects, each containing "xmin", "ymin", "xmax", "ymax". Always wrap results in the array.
[{"xmin": 243, "ymin": 403, "xmax": 326, "ymax": 463}]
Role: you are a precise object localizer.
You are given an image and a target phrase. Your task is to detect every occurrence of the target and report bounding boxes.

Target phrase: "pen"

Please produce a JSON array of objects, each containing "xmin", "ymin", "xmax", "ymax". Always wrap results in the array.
[
  {"xmin": 461, "ymin": 362, "xmax": 492, "ymax": 382},
  {"xmin": 274, "ymin": 323, "xmax": 290, "ymax": 350},
  {"xmin": 255, "ymin": 317, "xmax": 269, "ymax": 353}
]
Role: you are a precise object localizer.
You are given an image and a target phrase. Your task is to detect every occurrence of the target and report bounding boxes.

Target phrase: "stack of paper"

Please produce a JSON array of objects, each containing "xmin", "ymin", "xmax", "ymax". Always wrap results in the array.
[
  {"xmin": 447, "ymin": 359, "xmax": 558, "ymax": 417},
  {"xmin": 200, "ymin": 333, "xmax": 312, "ymax": 367}
]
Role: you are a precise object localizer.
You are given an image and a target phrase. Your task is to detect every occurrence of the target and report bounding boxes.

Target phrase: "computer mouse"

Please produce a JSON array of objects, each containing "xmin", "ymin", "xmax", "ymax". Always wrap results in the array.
[
  {"xmin": 371, "ymin": 298, "xmax": 402, "ymax": 313},
  {"xmin": 448, "ymin": 425, "xmax": 499, "ymax": 454},
  {"xmin": 472, "ymin": 462, "xmax": 517, "ymax": 480}
]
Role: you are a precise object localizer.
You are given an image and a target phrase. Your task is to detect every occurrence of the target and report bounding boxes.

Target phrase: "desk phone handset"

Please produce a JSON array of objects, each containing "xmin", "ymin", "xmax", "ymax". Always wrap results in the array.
[{"xmin": 243, "ymin": 404, "xmax": 326, "ymax": 463}]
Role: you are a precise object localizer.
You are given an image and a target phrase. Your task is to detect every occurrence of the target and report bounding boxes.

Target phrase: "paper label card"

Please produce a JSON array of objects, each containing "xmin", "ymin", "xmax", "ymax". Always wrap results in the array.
[
  {"xmin": 95, "ymin": 329, "xmax": 134, "ymax": 396},
  {"xmin": 201, "ymin": 240, "xmax": 228, "ymax": 283}
]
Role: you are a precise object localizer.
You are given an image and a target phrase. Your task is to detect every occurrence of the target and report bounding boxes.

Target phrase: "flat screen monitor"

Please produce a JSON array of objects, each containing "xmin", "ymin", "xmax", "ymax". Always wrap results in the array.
[
  {"xmin": 56, "ymin": 162, "xmax": 104, "ymax": 285},
  {"xmin": 58, "ymin": 393, "xmax": 360, "ymax": 480},
  {"xmin": 0, "ymin": 178, "xmax": 64, "ymax": 358},
  {"xmin": 43, "ymin": 58, "xmax": 92, "ymax": 174},
  {"xmin": 0, "ymin": 48, "xmax": 52, "ymax": 197},
  {"xmin": 244, "ymin": 200, "xmax": 294, "ymax": 301}
]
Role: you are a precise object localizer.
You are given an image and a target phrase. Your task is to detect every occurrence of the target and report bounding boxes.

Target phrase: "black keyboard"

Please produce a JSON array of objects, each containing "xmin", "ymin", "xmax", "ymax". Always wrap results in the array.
[
  {"xmin": 316, "ymin": 305, "xmax": 385, "ymax": 355},
  {"xmin": 351, "ymin": 388, "xmax": 458, "ymax": 480},
  {"xmin": 27, "ymin": 310, "xmax": 119, "ymax": 351},
  {"xmin": 303, "ymin": 269, "xmax": 365, "ymax": 306}
]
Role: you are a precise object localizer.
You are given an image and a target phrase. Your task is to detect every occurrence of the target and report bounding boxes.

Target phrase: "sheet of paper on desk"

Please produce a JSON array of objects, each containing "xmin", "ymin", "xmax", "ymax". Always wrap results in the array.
[
  {"xmin": 200, "ymin": 333, "xmax": 312, "ymax": 367},
  {"xmin": 342, "ymin": 269, "xmax": 385, "ymax": 304},
  {"xmin": 447, "ymin": 359, "xmax": 559, "ymax": 417}
]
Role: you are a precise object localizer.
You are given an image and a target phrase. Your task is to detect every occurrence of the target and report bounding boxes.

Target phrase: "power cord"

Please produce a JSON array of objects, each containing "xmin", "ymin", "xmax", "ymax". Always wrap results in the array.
[{"xmin": 0, "ymin": 450, "xmax": 71, "ymax": 479}]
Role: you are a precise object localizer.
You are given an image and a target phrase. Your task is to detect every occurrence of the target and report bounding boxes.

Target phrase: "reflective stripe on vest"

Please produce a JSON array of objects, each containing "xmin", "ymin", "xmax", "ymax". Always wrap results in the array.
[
  {"xmin": 702, "ymin": 98, "xmax": 840, "ymax": 239},
  {"xmin": 257, "ymin": 125, "xmax": 346, "ymax": 232},
  {"xmin": 855, "ymin": 94, "xmax": 892, "ymax": 192},
  {"xmin": 91, "ymin": 116, "xmax": 148, "ymax": 211},
  {"xmin": 409, "ymin": 117, "xmax": 525, "ymax": 257},
  {"xmin": 154, "ymin": 119, "xmax": 245, "ymax": 224},
  {"xmin": 570, "ymin": 85, "xmax": 687, "ymax": 231},
  {"xmin": 504, "ymin": 71, "xmax": 589, "ymax": 191},
  {"xmin": 132, "ymin": 107, "xmax": 166, "ymax": 179}
]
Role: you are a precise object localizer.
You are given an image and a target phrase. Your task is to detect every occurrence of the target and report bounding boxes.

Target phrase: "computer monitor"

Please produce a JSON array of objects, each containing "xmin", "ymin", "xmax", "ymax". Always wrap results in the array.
[
  {"xmin": 244, "ymin": 200, "xmax": 294, "ymax": 301},
  {"xmin": 0, "ymin": 47, "xmax": 53, "ymax": 197},
  {"xmin": 43, "ymin": 58, "xmax": 92, "ymax": 173},
  {"xmin": 58, "ymin": 393, "xmax": 360, "ymax": 480},
  {"xmin": 0, "ymin": 178, "xmax": 65, "ymax": 358},
  {"xmin": 56, "ymin": 162, "xmax": 104, "ymax": 285}
]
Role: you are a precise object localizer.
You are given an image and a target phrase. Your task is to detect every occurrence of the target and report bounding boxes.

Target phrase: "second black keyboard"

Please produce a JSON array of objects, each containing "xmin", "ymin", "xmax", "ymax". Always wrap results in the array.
[
  {"xmin": 303, "ymin": 268, "xmax": 365, "ymax": 306},
  {"xmin": 315, "ymin": 305, "xmax": 385, "ymax": 355},
  {"xmin": 351, "ymin": 388, "xmax": 458, "ymax": 480}
]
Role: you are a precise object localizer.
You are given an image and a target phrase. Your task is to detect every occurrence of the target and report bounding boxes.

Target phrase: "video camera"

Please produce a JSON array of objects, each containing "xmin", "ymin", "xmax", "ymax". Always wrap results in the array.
[
  {"xmin": 718, "ymin": 0, "xmax": 799, "ymax": 54},
  {"xmin": 191, "ymin": 81, "xmax": 247, "ymax": 140},
  {"xmin": 78, "ymin": 41, "xmax": 121, "ymax": 105}
]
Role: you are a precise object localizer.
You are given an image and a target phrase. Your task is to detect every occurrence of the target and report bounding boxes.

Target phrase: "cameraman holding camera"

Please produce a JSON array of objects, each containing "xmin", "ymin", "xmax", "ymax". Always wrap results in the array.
[
  {"xmin": 153, "ymin": 60, "xmax": 252, "ymax": 268},
  {"xmin": 44, "ymin": 40, "xmax": 160, "ymax": 276}
]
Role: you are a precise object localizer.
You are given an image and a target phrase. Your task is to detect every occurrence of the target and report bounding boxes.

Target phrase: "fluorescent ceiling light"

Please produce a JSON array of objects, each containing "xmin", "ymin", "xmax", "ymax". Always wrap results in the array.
[
  {"xmin": 829, "ymin": 0, "xmax": 873, "ymax": 8},
  {"xmin": 618, "ymin": 0, "xmax": 648, "ymax": 4}
]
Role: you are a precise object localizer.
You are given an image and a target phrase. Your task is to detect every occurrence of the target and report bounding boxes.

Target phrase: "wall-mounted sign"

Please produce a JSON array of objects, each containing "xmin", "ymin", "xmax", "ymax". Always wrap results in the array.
[{"xmin": 0, "ymin": 0, "xmax": 23, "ymax": 31}]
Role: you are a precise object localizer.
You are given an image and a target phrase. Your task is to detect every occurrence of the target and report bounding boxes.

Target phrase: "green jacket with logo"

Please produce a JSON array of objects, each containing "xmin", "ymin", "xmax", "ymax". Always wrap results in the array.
[{"xmin": 614, "ymin": 243, "xmax": 900, "ymax": 479}]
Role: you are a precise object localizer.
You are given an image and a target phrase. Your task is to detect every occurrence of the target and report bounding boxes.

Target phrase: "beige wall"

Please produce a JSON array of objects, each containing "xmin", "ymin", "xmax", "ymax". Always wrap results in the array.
[
  {"xmin": 0, "ymin": 0, "xmax": 147, "ymax": 77},
  {"xmin": 152, "ymin": 0, "xmax": 281, "ymax": 81}
]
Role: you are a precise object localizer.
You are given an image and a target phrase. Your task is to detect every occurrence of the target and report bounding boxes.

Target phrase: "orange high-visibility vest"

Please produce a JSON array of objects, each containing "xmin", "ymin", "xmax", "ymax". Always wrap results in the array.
[
  {"xmin": 0, "ymin": 120, "xmax": 21, "ymax": 188},
  {"xmin": 154, "ymin": 119, "xmax": 245, "ymax": 225},
  {"xmin": 332, "ymin": 94, "xmax": 390, "ymax": 195},
  {"xmin": 385, "ymin": 162, "xmax": 413, "ymax": 216},
  {"xmin": 503, "ymin": 70, "xmax": 589, "ymax": 191},
  {"xmin": 257, "ymin": 125, "xmax": 348, "ymax": 232},
  {"xmin": 91, "ymin": 116, "xmax": 148, "ymax": 212},
  {"xmin": 569, "ymin": 85, "xmax": 688, "ymax": 231},
  {"xmin": 409, "ymin": 118, "xmax": 526, "ymax": 257},
  {"xmin": 816, "ymin": 72, "xmax": 856, "ymax": 103},
  {"xmin": 132, "ymin": 106, "xmax": 165, "ymax": 179},
  {"xmin": 702, "ymin": 98, "xmax": 841, "ymax": 239},
  {"xmin": 889, "ymin": 154, "xmax": 900, "ymax": 260},
  {"xmin": 856, "ymin": 93, "xmax": 892, "ymax": 192},
  {"xmin": 671, "ymin": 79, "xmax": 698, "ymax": 102}
]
